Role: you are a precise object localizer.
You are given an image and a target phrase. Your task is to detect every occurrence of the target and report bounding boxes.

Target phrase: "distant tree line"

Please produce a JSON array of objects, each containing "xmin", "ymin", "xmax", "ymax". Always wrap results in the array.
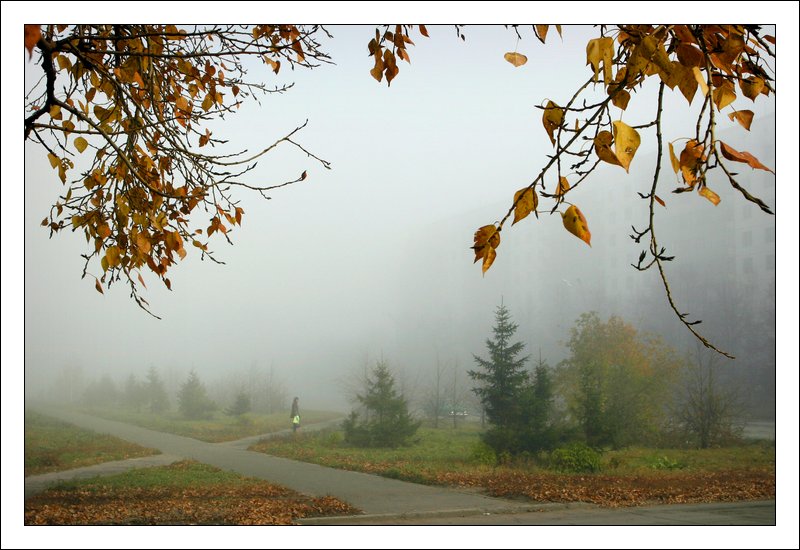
[{"xmin": 55, "ymin": 364, "xmax": 288, "ymax": 421}]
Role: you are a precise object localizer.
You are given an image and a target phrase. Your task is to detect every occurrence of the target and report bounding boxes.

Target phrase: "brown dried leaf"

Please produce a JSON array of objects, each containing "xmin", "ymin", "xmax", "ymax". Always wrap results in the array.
[
  {"xmin": 728, "ymin": 110, "xmax": 754, "ymax": 131},
  {"xmin": 719, "ymin": 141, "xmax": 774, "ymax": 173},
  {"xmin": 25, "ymin": 25, "xmax": 41, "ymax": 59},
  {"xmin": 594, "ymin": 131, "xmax": 622, "ymax": 168},
  {"xmin": 504, "ymin": 52, "xmax": 528, "ymax": 67}
]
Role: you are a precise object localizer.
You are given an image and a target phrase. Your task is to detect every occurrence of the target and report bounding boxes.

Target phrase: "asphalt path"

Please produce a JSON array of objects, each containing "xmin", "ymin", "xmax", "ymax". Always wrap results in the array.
[{"xmin": 25, "ymin": 407, "xmax": 776, "ymax": 526}]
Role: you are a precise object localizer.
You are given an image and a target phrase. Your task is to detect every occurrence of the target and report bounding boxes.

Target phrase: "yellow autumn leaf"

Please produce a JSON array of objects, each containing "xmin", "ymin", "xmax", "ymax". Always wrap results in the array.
[
  {"xmin": 594, "ymin": 131, "xmax": 622, "ymax": 168},
  {"xmin": 586, "ymin": 37, "xmax": 614, "ymax": 84},
  {"xmin": 698, "ymin": 186, "xmax": 721, "ymax": 206},
  {"xmin": 562, "ymin": 204, "xmax": 591, "ymax": 246},
  {"xmin": 739, "ymin": 76, "xmax": 765, "ymax": 101},
  {"xmin": 556, "ymin": 176, "xmax": 570, "ymax": 197},
  {"xmin": 611, "ymin": 89, "xmax": 631, "ymax": 110},
  {"xmin": 504, "ymin": 52, "xmax": 528, "ymax": 67},
  {"xmin": 48, "ymin": 152, "xmax": 59, "ymax": 169},
  {"xmin": 512, "ymin": 187, "xmax": 537, "ymax": 225},
  {"xmin": 669, "ymin": 142, "xmax": 680, "ymax": 174},
  {"xmin": 136, "ymin": 232, "xmax": 152, "ymax": 254},
  {"xmin": 105, "ymin": 245, "xmax": 121, "ymax": 268},
  {"xmin": 97, "ymin": 223, "xmax": 112, "ymax": 239},
  {"xmin": 672, "ymin": 62, "xmax": 699, "ymax": 104},
  {"xmin": 612, "ymin": 120, "xmax": 640, "ymax": 173},
  {"xmin": 482, "ymin": 245, "xmax": 497, "ymax": 275},
  {"xmin": 541, "ymin": 100, "xmax": 564, "ymax": 146},
  {"xmin": 175, "ymin": 96, "xmax": 191, "ymax": 114},
  {"xmin": 728, "ymin": 110, "xmax": 754, "ymax": 131},
  {"xmin": 712, "ymin": 81, "xmax": 737, "ymax": 111},
  {"xmin": 692, "ymin": 66, "xmax": 709, "ymax": 97},
  {"xmin": 472, "ymin": 225, "xmax": 500, "ymax": 264},
  {"xmin": 74, "ymin": 136, "xmax": 89, "ymax": 153},
  {"xmin": 202, "ymin": 94, "xmax": 213, "ymax": 112}
]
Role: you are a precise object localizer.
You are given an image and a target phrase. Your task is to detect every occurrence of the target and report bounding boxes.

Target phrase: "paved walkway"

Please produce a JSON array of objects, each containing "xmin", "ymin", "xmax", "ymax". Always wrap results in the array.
[{"xmin": 25, "ymin": 407, "xmax": 538, "ymax": 518}]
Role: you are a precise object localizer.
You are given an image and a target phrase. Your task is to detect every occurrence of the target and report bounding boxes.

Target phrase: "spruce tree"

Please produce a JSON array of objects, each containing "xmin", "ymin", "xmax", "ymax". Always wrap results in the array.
[
  {"xmin": 343, "ymin": 360, "xmax": 420, "ymax": 448},
  {"xmin": 177, "ymin": 370, "xmax": 217, "ymax": 420},
  {"xmin": 469, "ymin": 304, "xmax": 530, "ymax": 427},
  {"xmin": 225, "ymin": 389, "xmax": 252, "ymax": 417},
  {"xmin": 145, "ymin": 366, "xmax": 170, "ymax": 414},
  {"xmin": 469, "ymin": 303, "xmax": 530, "ymax": 455}
]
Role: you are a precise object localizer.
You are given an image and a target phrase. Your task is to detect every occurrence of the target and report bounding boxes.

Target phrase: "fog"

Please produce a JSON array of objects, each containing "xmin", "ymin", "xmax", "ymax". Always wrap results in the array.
[{"xmin": 9, "ymin": 24, "xmax": 792, "ymax": 427}]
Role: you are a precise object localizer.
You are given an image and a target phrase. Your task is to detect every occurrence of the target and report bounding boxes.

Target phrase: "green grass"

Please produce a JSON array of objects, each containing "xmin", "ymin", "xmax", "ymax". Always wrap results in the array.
[
  {"xmin": 250, "ymin": 424, "xmax": 776, "ymax": 485},
  {"xmin": 25, "ymin": 410, "xmax": 159, "ymax": 477},
  {"xmin": 602, "ymin": 440, "xmax": 776, "ymax": 473},
  {"xmin": 49, "ymin": 459, "xmax": 255, "ymax": 491},
  {"xmin": 79, "ymin": 406, "xmax": 344, "ymax": 442},
  {"xmin": 251, "ymin": 424, "xmax": 498, "ymax": 481}
]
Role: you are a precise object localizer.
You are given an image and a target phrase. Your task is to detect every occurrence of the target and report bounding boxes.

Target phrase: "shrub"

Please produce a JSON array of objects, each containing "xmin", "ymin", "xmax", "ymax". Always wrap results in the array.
[
  {"xmin": 549, "ymin": 442, "xmax": 602, "ymax": 473},
  {"xmin": 470, "ymin": 440, "xmax": 498, "ymax": 466},
  {"xmin": 649, "ymin": 455, "xmax": 686, "ymax": 470}
]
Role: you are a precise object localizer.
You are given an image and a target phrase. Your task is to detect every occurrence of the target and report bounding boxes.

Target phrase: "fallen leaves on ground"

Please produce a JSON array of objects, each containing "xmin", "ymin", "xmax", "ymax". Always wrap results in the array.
[
  {"xmin": 25, "ymin": 471, "xmax": 359, "ymax": 525},
  {"xmin": 434, "ymin": 468, "xmax": 774, "ymax": 507}
]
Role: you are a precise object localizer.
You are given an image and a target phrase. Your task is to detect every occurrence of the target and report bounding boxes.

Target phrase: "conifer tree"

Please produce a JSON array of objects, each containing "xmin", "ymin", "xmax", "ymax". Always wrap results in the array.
[
  {"xmin": 469, "ymin": 304, "xmax": 531, "ymax": 455},
  {"xmin": 177, "ymin": 370, "xmax": 216, "ymax": 420},
  {"xmin": 469, "ymin": 304, "xmax": 530, "ymax": 428},
  {"xmin": 343, "ymin": 360, "xmax": 420, "ymax": 448},
  {"xmin": 145, "ymin": 366, "xmax": 170, "ymax": 414}
]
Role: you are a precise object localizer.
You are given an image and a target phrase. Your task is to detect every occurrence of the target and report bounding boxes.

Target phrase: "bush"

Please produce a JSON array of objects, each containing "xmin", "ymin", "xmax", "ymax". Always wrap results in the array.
[
  {"xmin": 649, "ymin": 455, "xmax": 686, "ymax": 470},
  {"xmin": 470, "ymin": 440, "xmax": 498, "ymax": 466},
  {"xmin": 549, "ymin": 442, "xmax": 602, "ymax": 473}
]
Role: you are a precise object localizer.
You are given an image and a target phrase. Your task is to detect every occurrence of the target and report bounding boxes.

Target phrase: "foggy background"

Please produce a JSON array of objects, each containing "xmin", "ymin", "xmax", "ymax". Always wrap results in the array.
[{"xmin": 8, "ymin": 23, "xmax": 793, "ymax": 424}]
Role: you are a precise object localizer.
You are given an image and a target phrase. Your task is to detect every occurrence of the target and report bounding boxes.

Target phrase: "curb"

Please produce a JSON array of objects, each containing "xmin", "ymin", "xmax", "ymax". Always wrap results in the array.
[{"xmin": 296, "ymin": 502, "xmax": 585, "ymax": 525}]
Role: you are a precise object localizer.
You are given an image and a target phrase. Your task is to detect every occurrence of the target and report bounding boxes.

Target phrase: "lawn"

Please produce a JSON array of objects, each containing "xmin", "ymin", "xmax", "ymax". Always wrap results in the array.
[
  {"xmin": 78, "ymin": 406, "xmax": 344, "ymax": 443},
  {"xmin": 249, "ymin": 425, "xmax": 776, "ymax": 507},
  {"xmin": 25, "ymin": 410, "xmax": 160, "ymax": 477},
  {"xmin": 24, "ymin": 460, "xmax": 359, "ymax": 525}
]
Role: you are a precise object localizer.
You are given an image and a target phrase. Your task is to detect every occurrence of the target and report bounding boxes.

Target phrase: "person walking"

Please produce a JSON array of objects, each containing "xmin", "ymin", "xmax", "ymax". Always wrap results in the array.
[{"xmin": 290, "ymin": 397, "xmax": 300, "ymax": 433}]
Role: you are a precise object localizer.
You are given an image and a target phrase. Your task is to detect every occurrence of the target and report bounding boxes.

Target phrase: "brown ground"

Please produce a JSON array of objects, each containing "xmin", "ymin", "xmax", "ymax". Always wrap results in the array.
[
  {"xmin": 25, "ymin": 484, "xmax": 359, "ymax": 525},
  {"xmin": 436, "ymin": 468, "xmax": 775, "ymax": 507}
]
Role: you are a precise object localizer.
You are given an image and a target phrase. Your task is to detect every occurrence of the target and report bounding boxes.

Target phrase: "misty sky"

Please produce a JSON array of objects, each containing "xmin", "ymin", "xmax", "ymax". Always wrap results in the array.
[
  {"xmin": 14, "ymin": 21, "xmax": 793, "ymax": 406},
  {"xmin": 3, "ymin": 5, "xmax": 800, "ymax": 547}
]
